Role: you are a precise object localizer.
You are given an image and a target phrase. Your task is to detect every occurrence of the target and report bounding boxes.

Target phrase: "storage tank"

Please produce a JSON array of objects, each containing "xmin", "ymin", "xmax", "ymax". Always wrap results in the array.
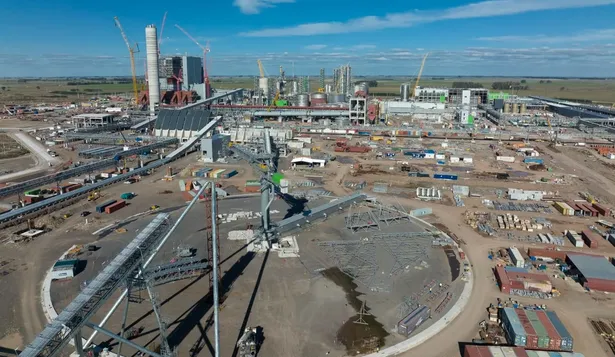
[
  {"xmin": 325, "ymin": 84, "xmax": 333, "ymax": 93},
  {"xmin": 310, "ymin": 92, "xmax": 327, "ymax": 105},
  {"xmin": 296, "ymin": 94, "xmax": 309, "ymax": 107},
  {"xmin": 520, "ymin": 103, "xmax": 527, "ymax": 114},
  {"xmin": 354, "ymin": 82, "xmax": 369, "ymax": 97},
  {"xmin": 329, "ymin": 94, "xmax": 346, "ymax": 103},
  {"xmin": 145, "ymin": 25, "xmax": 160, "ymax": 116},
  {"xmin": 511, "ymin": 102, "xmax": 519, "ymax": 114},
  {"xmin": 400, "ymin": 84, "xmax": 411, "ymax": 102},
  {"xmin": 292, "ymin": 81, "xmax": 298, "ymax": 95},
  {"xmin": 504, "ymin": 102, "xmax": 512, "ymax": 113},
  {"xmin": 258, "ymin": 78, "xmax": 269, "ymax": 96}
]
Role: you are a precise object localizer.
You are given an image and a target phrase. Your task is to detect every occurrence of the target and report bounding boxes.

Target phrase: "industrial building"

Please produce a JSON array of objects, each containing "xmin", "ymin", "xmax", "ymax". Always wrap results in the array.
[
  {"xmin": 566, "ymin": 254, "xmax": 615, "ymax": 292},
  {"xmin": 501, "ymin": 308, "xmax": 573, "ymax": 351},
  {"xmin": 508, "ymin": 189, "xmax": 544, "ymax": 201},
  {"xmin": 414, "ymin": 87, "xmax": 448, "ymax": 103},
  {"xmin": 464, "ymin": 345, "xmax": 584, "ymax": 357},
  {"xmin": 71, "ymin": 113, "xmax": 116, "ymax": 129},
  {"xmin": 449, "ymin": 88, "xmax": 489, "ymax": 107},
  {"xmin": 200, "ymin": 134, "xmax": 230, "ymax": 163},
  {"xmin": 159, "ymin": 55, "xmax": 203, "ymax": 92},
  {"xmin": 51, "ymin": 259, "xmax": 79, "ymax": 280},
  {"xmin": 494, "ymin": 265, "xmax": 552, "ymax": 296},
  {"xmin": 154, "ymin": 108, "xmax": 212, "ymax": 140}
]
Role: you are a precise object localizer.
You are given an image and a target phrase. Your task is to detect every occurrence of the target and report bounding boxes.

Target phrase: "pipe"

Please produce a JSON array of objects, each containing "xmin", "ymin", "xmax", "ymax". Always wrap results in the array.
[
  {"xmin": 85, "ymin": 322, "xmax": 163, "ymax": 357},
  {"xmin": 212, "ymin": 186, "xmax": 221, "ymax": 357},
  {"xmin": 84, "ymin": 184, "xmax": 208, "ymax": 348}
]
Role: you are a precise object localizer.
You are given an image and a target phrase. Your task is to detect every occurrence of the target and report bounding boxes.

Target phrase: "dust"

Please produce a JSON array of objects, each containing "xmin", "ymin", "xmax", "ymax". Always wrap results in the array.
[{"xmin": 321, "ymin": 267, "xmax": 389, "ymax": 354}]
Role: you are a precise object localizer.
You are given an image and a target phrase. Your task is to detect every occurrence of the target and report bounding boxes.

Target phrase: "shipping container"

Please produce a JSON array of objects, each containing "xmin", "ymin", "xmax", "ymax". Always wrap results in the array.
[
  {"xmin": 105, "ymin": 200, "xmax": 126, "ymax": 214},
  {"xmin": 433, "ymin": 174, "xmax": 458, "ymax": 181},
  {"xmin": 178, "ymin": 179, "xmax": 186, "ymax": 192},
  {"xmin": 223, "ymin": 169, "xmax": 238, "ymax": 179},
  {"xmin": 502, "ymin": 308, "xmax": 573, "ymax": 351},
  {"xmin": 358, "ymin": 131, "xmax": 370, "ymax": 136},
  {"xmin": 593, "ymin": 203, "xmax": 611, "ymax": 217},
  {"xmin": 22, "ymin": 195, "xmax": 45, "ymax": 205},
  {"xmin": 565, "ymin": 230, "xmax": 584, "ymax": 248},
  {"xmin": 545, "ymin": 311, "xmax": 573, "ymax": 350},
  {"xmin": 509, "ymin": 247, "xmax": 525, "ymax": 268},
  {"xmin": 553, "ymin": 202, "xmax": 574, "ymax": 216},
  {"xmin": 502, "ymin": 307, "xmax": 527, "ymax": 347},
  {"xmin": 581, "ymin": 230, "xmax": 600, "ymax": 248},
  {"xmin": 96, "ymin": 200, "xmax": 117, "ymax": 213},
  {"xmin": 496, "ymin": 156, "xmax": 516, "ymax": 163},
  {"xmin": 397, "ymin": 305, "xmax": 430, "ymax": 337},
  {"xmin": 463, "ymin": 345, "xmax": 584, "ymax": 357}
]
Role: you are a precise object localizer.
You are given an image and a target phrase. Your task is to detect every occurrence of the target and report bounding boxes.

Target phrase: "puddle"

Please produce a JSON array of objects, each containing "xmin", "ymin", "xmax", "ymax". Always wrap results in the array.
[{"xmin": 322, "ymin": 267, "xmax": 389, "ymax": 354}]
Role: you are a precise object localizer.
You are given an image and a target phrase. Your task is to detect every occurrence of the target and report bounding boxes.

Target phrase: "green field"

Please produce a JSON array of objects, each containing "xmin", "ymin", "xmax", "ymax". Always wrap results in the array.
[{"xmin": 1, "ymin": 77, "xmax": 614, "ymax": 105}]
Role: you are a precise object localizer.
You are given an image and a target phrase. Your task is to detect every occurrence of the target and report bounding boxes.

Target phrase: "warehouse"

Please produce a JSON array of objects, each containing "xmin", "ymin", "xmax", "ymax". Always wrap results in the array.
[
  {"xmin": 566, "ymin": 254, "xmax": 615, "ymax": 292},
  {"xmin": 154, "ymin": 108, "xmax": 212, "ymax": 140},
  {"xmin": 463, "ymin": 345, "xmax": 584, "ymax": 357},
  {"xmin": 501, "ymin": 307, "xmax": 573, "ymax": 351},
  {"xmin": 494, "ymin": 266, "xmax": 552, "ymax": 295}
]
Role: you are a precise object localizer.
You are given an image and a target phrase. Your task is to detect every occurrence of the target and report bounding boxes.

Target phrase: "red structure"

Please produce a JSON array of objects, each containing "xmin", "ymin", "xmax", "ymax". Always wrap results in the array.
[
  {"xmin": 581, "ymin": 230, "xmax": 600, "ymax": 248},
  {"xmin": 494, "ymin": 265, "xmax": 552, "ymax": 294}
]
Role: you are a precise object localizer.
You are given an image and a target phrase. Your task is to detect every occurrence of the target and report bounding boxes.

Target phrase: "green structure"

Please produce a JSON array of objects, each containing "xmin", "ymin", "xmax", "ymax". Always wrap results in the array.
[{"xmin": 488, "ymin": 91, "xmax": 511, "ymax": 100}]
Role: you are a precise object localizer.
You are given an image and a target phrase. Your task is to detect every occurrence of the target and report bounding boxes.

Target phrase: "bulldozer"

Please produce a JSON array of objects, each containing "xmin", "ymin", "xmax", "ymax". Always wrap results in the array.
[{"xmin": 87, "ymin": 191, "xmax": 100, "ymax": 201}]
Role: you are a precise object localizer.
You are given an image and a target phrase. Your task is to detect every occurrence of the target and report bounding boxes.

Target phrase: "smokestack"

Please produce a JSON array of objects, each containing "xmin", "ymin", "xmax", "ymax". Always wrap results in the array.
[{"xmin": 145, "ymin": 25, "xmax": 160, "ymax": 117}]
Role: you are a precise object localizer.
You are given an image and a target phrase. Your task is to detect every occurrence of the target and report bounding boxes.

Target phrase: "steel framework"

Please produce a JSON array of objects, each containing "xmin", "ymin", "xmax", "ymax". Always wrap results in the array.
[{"xmin": 345, "ymin": 204, "xmax": 380, "ymax": 232}]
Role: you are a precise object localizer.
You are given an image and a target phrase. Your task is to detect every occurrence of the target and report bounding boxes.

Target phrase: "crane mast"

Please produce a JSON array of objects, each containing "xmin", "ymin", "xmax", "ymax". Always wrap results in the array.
[
  {"xmin": 114, "ymin": 17, "xmax": 139, "ymax": 104},
  {"xmin": 412, "ymin": 53, "xmax": 429, "ymax": 98},
  {"xmin": 175, "ymin": 24, "xmax": 211, "ymax": 98}
]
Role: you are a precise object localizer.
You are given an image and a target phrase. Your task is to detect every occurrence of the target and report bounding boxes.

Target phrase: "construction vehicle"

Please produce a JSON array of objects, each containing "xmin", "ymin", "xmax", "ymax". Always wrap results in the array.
[
  {"xmin": 411, "ymin": 53, "xmax": 429, "ymax": 98},
  {"xmin": 175, "ymin": 24, "xmax": 211, "ymax": 98},
  {"xmin": 150, "ymin": 205, "xmax": 160, "ymax": 211},
  {"xmin": 113, "ymin": 17, "xmax": 139, "ymax": 104},
  {"xmin": 236, "ymin": 327, "xmax": 259, "ymax": 357},
  {"xmin": 62, "ymin": 213, "xmax": 72, "ymax": 219},
  {"xmin": 115, "ymin": 228, "xmax": 127, "ymax": 234},
  {"xmin": 87, "ymin": 191, "xmax": 101, "ymax": 201}
]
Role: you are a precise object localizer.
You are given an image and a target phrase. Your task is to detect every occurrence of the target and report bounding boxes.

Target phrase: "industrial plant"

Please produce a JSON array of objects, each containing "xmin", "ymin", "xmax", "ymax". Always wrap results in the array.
[{"xmin": 4, "ymin": 12, "xmax": 615, "ymax": 357}]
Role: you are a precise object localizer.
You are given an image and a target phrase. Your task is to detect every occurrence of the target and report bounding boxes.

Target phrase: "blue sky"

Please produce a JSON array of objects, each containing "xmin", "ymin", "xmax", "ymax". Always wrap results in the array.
[{"xmin": 2, "ymin": 0, "xmax": 615, "ymax": 77}]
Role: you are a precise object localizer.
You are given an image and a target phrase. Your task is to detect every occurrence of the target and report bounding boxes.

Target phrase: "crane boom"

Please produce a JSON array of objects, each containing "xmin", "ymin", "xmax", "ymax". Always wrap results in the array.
[
  {"xmin": 257, "ymin": 60, "xmax": 265, "ymax": 78},
  {"xmin": 113, "ymin": 16, "xmax": 139, "ymax": 104},
  {"xmin": 175, "ymin": 24, "xmax": 211, "ymax": 98},
  {"xmin": 412, "ymin": 53, "xmax": 429, "ymax": 98},
  {"xmin": 158, "ymin": 11, "xmax": 167, "ymax": 50}
]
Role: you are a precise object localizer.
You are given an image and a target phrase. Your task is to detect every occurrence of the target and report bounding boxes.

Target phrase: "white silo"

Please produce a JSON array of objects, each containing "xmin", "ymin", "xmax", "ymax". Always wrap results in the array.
[
  {"xmin": 145, "ymin": 25, "xmax": 160, "ymax": 116},
  {"xmin": 259, "ymin": 77, "xmax": 269, "ymax": 97}
]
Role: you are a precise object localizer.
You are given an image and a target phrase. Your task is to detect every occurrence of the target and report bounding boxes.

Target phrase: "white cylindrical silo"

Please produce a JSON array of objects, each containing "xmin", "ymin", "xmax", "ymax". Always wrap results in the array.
[{"xmin": 145, "ymin": 25, "xmax": 160, "ymax": 116}]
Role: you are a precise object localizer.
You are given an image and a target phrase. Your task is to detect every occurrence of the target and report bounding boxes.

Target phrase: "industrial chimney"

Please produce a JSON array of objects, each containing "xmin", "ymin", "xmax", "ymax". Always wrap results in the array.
[{"xmin": 145, "ymin": 25, "xmax": 160, "ymax": 117}]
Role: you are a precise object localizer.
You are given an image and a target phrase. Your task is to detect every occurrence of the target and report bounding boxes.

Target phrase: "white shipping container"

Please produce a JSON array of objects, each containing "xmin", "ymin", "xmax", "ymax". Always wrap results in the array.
[
  {"xmin": 496, "ymin": 156, "xmax": 516, "ymax": 163},
  {"xmin": 508, "ymin": 247, "xmax": 525, "ymax": 268},
  {"xmin": 436, "ymin": 154, "xmax": 446, "ymax": 160}
]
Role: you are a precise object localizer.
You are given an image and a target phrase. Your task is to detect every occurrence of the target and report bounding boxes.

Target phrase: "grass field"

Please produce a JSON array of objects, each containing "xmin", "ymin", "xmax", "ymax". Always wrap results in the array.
[{"xmin": 1, "ymin": 77, "xmax": 614, "ymax": 105}]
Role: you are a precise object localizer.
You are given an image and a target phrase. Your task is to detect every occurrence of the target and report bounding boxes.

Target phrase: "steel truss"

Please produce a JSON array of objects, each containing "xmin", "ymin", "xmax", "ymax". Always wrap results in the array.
[
  {"xmin": 19, "ymin": 213, "xmax": 172, "ymax": 357},
  {"xmin": 345, "ymin": 204, "xmax": 380, "ymax": 232}
]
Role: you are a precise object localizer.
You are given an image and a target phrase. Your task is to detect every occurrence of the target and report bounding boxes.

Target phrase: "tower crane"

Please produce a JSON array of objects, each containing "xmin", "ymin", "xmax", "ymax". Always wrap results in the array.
[
  {"xmin": 158, "ymin": 11, "xmax": 167, "ymax": 55},
  {"xmin": 175, "ymin": 24, "xmax": 211, "ymax": 98},
  {"xmin": 411, "ymin": 53, "xmax": 429, "ymax": 98},
  {"xmin": 257, "ymin": 59, "xmax": 265, "ymax": 78},
  {"xmin": 113, "ymin": 16, "xmax": 139, "ymax": 104}
]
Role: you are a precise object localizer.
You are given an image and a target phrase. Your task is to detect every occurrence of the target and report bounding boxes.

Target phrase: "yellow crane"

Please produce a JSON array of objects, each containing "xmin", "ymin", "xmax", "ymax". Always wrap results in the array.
[
  {"xmin": 411, "ymin": 53, "xmax": 429, "ymax": 98},
  {"xmin": 114, "ymin": 16, "xmax": 139, "ymax": 104},
  {"xmin": 257, "ymin": 59, "xmax": 265, "ymax": 78},
  {"xmin": 268, "ymin": 91, "xmax": 280, "ymax": 112}
]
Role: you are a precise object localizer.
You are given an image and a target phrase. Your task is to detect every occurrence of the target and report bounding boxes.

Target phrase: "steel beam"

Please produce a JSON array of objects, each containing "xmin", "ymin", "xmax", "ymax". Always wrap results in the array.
[{"xmin": 85, "ymin": 323, "xmax": 163, "ymax": 357}]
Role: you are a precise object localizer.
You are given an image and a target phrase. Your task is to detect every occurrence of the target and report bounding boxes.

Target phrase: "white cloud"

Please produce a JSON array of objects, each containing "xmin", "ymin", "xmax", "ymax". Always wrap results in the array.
[
  {"xmin": 352, "ymin": 44, "xmax": 377, "ymax": 50},
  {"xmin": 239, "ymin": 0, "xmax": 615, "ymax": 36},
  {"xmin": 233, "ymin": 0, "xmax": 295, "ymax": 15},
  {"xmin": 478, "ymin": 28, "xmax": 615, "ymax": 43},
  {"xmin": 305, "ymin": 44, "xmax": 328, "ymax": 50}
]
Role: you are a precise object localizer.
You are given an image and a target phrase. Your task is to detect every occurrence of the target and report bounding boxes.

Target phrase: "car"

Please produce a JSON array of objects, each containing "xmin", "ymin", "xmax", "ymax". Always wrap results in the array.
[{"xmin": 80, "ymin": 211, "xmax": 90, "ymax": 217}]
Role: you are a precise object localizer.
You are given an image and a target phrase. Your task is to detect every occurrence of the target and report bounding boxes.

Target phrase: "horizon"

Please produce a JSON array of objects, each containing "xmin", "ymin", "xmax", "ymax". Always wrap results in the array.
[{"xmin": 2, "ymin": 0, "xmax": 615, "ymax": 77}]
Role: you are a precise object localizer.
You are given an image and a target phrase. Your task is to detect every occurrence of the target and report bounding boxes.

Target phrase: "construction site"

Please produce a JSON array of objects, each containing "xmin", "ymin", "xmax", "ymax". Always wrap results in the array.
[{"xmin": 6, "ymin": 9, "xmax": 615, "ymax": 357}]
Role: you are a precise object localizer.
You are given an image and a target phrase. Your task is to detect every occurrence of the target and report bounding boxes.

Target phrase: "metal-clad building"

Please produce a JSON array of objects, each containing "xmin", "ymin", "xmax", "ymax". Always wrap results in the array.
[
  {"xmin": 200, "ymin": 134, "xmax": 230, "ymax": 163},
  {"xmin": 566, "ymin": 254, "xmax": 615, "ymax": 292},
  {"xmin": 154, "ymin": 108, "xmax": 212, "ymax": 141}
]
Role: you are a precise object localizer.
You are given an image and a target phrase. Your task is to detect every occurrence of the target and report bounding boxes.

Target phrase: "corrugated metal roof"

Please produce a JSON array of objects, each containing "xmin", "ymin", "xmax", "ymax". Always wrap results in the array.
[
  {"xmin": 567, "ymin": 254, "xmax": 615, "ymax": 281},
  {"xmin": 503, "ymin": 308, "xmax": 526, "ymax": 337}
]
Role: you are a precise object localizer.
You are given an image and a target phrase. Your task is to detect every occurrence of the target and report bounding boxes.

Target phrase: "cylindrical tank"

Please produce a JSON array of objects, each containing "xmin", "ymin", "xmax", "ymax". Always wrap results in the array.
[
  {"xmin": 145, "ymin": 25, "xmax": 160, "ymax": 116},
  {"xmin": 292, "ymin": 81, "xmax": 298, "ymax": 95},
  {"xmin": 325, "ymin": 84, "xmax": 333, "ymax": 93},
  {"xmin": 520, "ymin": 103, "xmax": 527, "ymax": 114},
  {"xmin": 296, "ymin": 94, "xmax": 309, "ymax": 107},
  {"xmin": 311, "ymin": 92, "xmax": 327, "ymax": 105},
  {"xmin": 504, "ymin": 103, "xmax": 512, "ymax": 113},
  {"xmin": 511, "ymin": 102, "xmax": 519, "ymax": 114},
  {"xmin": 400, "ymin": 84, "xmax": 411, "ymax": 102},
  {"xmin": 258, "ymin": 78, "xmax": 269, "ymax": 96},
  {"xmin": 329, "ymin": 94, "xmax": 346, "ymax": 103},
  {"xmin": 354, "ymin": 82, "xmax": 369, "ymax": 96}
]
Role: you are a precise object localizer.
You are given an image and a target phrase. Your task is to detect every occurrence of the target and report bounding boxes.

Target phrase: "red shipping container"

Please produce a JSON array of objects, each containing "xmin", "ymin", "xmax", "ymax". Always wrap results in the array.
[
  {"xmin": 334, "ymin": 147, "xmax": 347, "ymax": 152},
  {"xmin": 585, "ymin": 278, "xmax": 615, "ymax": 292},
  {"xmin": 581, "ymin": 230, "xmax": 600, "ymax": 248},
  {"xmin": 347, "ymin": 146, "xmax": 370, "ymax": 153},
  {"xmin": 244, "ymin": 186, "xmax": 260, "ymax": 193},
  {"xmin": 536, "ymin": 310, "xmax": 562, "ymax": 351},
  {"xmin": 105, "ymin": 200, "xmax": 126, "ymax": 214},
  {"xmin": 65, "ymin": 184, "xmax": 83, "ymax": 192},
  {"xmin": 517, "ymin": 310, "xmax": 540, "ymax": 349},
  {"xmin": 593, "ymin": 203, "xmax": 611, "ymax": 217},
  {"xmin": 23, "ymin": 196, "xmax": 44, "ymax": 205},
  {"xmin": 527, "ymin": 248, "xmax": 567, "ymax": 261}
]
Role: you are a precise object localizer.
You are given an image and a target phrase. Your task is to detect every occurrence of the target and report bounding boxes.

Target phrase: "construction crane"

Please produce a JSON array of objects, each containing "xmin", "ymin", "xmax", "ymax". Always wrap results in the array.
[
  {"xmin": 257, "ymin": 59, "xmax": 265, "ymax": 78},
  {"xmin": 114, "ymin": 17, "xmax": 139, "ymax": 104},
  {"xmin": 175, "ymin": 24, "xmax": 211, "ymax": 98},
  {"xmin": 268, "ymin": 92, "xmax": 280, "ymax": 112},
  {"xmin": 411, "ymin": 53, "xmax": 429, "ymax": 98},
  {"xmin": 158, "ymin": 11, "xmax": 167, "ymax": 55}
]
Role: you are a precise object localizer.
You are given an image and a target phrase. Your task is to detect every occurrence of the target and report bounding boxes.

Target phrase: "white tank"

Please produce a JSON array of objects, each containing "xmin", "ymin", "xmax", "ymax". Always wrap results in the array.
[
  {"xmin": 400, "ymin": 84, "xmax": 411, "ymax": 102},
  {"xmin": 145, "ymin": 25, "xmax": 160, "ymax": 117},
  {"xmin": 296, "ymin": 94, "xmax": 309, "ymax": 107},
  {"xmin": 258, "ymin": 77, "xmax": 269, "ymax": 96},
  {"xmin": 329, "ymin": 94, "xmax": 346, "ymax": 103}
]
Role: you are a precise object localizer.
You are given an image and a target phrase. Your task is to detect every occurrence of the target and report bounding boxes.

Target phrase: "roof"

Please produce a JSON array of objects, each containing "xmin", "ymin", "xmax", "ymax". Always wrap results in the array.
[
  {"xmin": 53, "ymin": 259, "xmax": 79, "ymax": 268},
  {"xmin": 568, "ymin": 254, "xmax": 615, "ymax": 281},
  {"xmin": 155, "ymin": 108, "xmax": 211, "ymax": 131},
  {"xmin": 291, "ymin": 157, "xmax": 326, "ymax": 164},
  {"xmin": 73, "ymin": 113, "xmax": 114, "ymax": 119}
]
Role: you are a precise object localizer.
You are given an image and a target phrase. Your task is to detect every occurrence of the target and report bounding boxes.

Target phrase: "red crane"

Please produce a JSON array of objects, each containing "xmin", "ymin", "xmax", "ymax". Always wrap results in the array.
[{"xmin": 175, "ymin": 24, "xmax": 211, "ymax": 98}]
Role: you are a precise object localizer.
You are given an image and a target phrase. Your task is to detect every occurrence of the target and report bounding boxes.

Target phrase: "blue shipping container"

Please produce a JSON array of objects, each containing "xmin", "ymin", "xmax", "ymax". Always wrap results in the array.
[
  {"xmin": 546, "ymin": 311, "xmax": 574, "ymax": 350},
  {"xmin": 502, "ymin": 307, "xmax": 527, "ymax": 347},
  {"xmin": 224, "ymin": 170, "xmax": 238, "ymax": 179},
  {"xmin": 433, "ymin": 174, "xmax": 458, "ymax": 181},
  {"xmin": 524, "ymin": 158, "xmax": 544, "ymax": 164},
  {"xmin": 358, "ymin": 131, "xmax": 370, "ymax": 136}
]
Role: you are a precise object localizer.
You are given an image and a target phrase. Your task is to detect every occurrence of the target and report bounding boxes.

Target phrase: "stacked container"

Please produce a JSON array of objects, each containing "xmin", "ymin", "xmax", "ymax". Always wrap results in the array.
[
  {"xmin": 96, "ymin": 200, "xmax": 117, "ymax": 213},
  {"xmin": 245, "ymin": 180, "xmax": 260, "ymax": 193},
  {"xmin": 565, "ymin": 230, "xmax": 584, "ymax": 248},
  {"xmin": 105, "ymin": 200, "xmax": 126, "ymax": 214},
  {"xmin": 501, "ymin": 308, "xmax": 573, "ymax": 351},
  {"xmin": 592, "ymin": 203, "xmax": 611, "ymax": 217}
]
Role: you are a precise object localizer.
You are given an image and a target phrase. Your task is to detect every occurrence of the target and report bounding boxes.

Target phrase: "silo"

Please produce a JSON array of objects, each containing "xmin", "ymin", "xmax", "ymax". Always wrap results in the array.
[
  {"xmin": 511, "ymin": 102, "xmax": 519, "ymax": 114},
  {"xmin": 296, "ymin": 94, "xmax": 310, "ymax": 107},
  {"xmin": 520, "ymin": 103, "xmax": 527, "ymax": 114},
  {"xmin": 504, "ymin": 103, "xmax": 512, "ymax": 113},
  {"xmin": 258, "ymin": 78, "xmax": 269, "ymax": 96},
  {"xmin": 329, "ymin": 94, "xmax": 346, "ymax": 103},
  {"xmin": 292, "ymin": 81, "xmax": 299, "ymax": 95},
  {"xmin": 311, "ymin": 92, "xmax": 327, "ymax": 105},
  {"xmin": 145, "ymin": 25, "xmax": 160, "ymax": 116},
  {"xmin": 354, "ymin": 82, "xmax": 369, "ymax": 96},
  {"xmin": 400, "ymin": 84, "xmax": 411, "ymax": 102}
]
